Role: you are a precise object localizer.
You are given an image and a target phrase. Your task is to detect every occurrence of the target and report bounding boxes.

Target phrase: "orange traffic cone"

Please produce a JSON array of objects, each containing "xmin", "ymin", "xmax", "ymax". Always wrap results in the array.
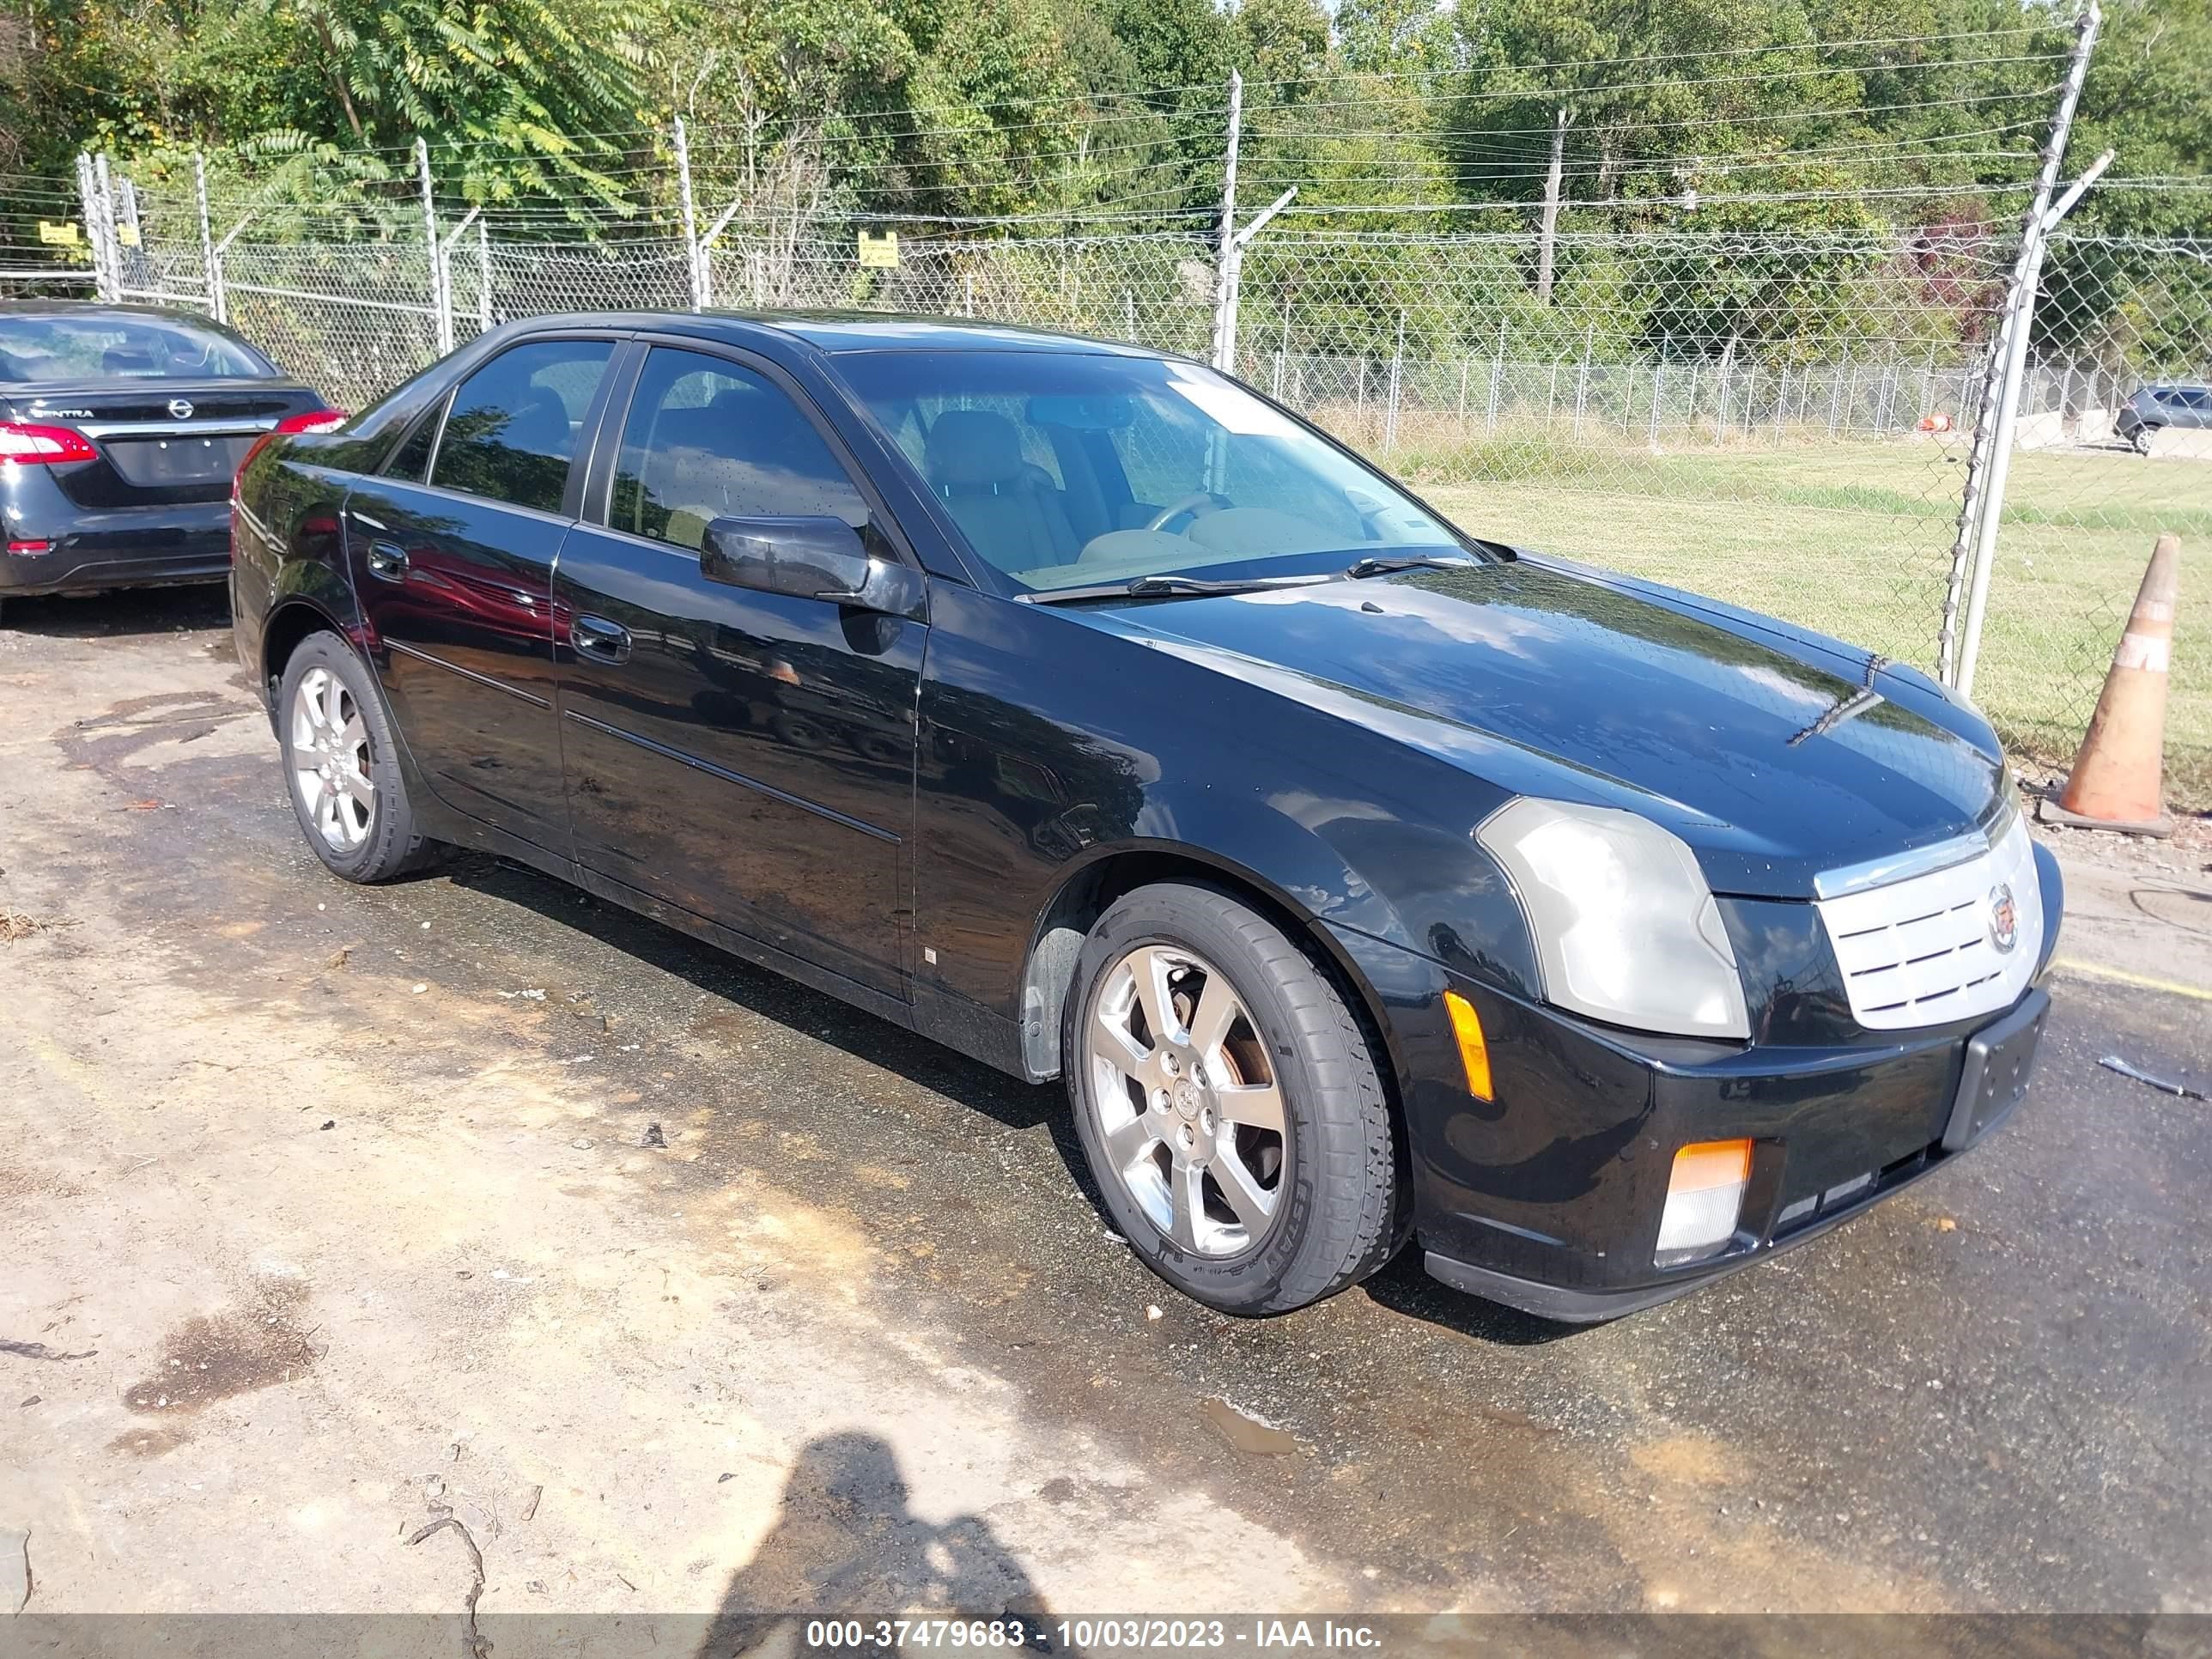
[{"xmin": 2039, "ymin": 532, "xmax": 2179, "ymax": 837}]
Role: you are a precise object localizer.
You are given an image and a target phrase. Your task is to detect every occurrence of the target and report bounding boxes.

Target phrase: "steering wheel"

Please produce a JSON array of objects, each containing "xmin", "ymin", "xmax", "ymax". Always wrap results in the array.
[{"xmin": 1145, "ymin": 491, "xmax": 1223, "ymax": 535}]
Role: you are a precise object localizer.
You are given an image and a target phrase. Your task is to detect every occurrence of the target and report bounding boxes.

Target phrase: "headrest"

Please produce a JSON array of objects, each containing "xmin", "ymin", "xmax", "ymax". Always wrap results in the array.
[
  {"xmin": 503, "ymin": 386, "xmax": 570, "ymax": 453},
  {"xmin": 924, "ymin": 409, "xmax": 1025, "ymax": 489}
]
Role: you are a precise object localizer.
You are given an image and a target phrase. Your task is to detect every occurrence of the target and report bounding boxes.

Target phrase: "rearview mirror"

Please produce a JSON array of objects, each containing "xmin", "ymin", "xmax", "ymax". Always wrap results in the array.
[
  {"xmin": 700, "ymin": 516, "xmax": 927, "ymax": 621},
  {"xmin": 1026, "ymin": 393, "xmax": 1133, "ymax": 430}
]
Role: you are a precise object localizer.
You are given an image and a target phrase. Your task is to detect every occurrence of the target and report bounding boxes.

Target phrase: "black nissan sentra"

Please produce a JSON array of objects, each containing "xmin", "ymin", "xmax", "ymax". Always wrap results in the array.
[
  {"xmin": 230, "ymin": 314, "xmax": 2060, "ymax": 1321},
  {"xmin": 0, "ymin": 301, "xmax": 340, "ymax": 617}
]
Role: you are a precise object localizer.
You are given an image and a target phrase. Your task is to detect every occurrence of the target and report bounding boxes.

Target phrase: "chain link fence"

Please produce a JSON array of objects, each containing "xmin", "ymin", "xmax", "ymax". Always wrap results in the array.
[{"xmin": 77, "ymin": 187, "xmax": 2212, "ymax": 809}]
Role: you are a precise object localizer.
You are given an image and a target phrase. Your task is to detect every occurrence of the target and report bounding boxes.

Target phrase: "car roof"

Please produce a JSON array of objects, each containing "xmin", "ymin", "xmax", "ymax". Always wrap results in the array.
[
  {"xmin": 0, "ymin": 299, "xmax": 234, "ymax": 326},
  {"xmin": 502, "ymin": 309, "xmax": 1165, "ymax": 358}
]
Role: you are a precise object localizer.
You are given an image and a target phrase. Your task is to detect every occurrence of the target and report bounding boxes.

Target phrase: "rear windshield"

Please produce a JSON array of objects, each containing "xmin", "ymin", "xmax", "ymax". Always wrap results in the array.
[{"xmin": 0, "ymin": 314, "xmax": 273, "ymax": 384}]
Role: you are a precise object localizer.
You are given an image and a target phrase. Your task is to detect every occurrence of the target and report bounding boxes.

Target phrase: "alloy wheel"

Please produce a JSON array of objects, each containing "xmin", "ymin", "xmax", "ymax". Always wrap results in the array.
[
  {"xmin": 290, "ymin": 666, "xmax": 375, "ymax": 852},
  {"xmin": 1085, "ymin": 943, "xmax": 1287, "ymax": 1257}
]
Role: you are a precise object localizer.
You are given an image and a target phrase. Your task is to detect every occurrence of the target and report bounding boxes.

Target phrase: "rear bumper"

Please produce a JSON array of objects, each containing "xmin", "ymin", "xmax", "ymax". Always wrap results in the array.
[{"xmin": 0, "ymin": 501, "xmax": 231, "ymax": 597}]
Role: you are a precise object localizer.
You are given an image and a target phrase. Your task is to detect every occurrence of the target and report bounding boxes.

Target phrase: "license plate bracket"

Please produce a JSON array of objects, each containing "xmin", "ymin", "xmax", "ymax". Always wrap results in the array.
[{"xmin": 1942, "ymin": 988, "xmax": 2049, "ymax": 1152}]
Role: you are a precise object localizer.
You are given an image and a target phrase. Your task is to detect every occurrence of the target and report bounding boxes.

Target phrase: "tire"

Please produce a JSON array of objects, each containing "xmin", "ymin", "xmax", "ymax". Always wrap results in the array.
[
  {"xmin": 2132, "ymin": 424, "xmax": 2157, "ymax": 456},
  {"xmin": 1063, "ymin": 882, "xmax": 1401, "ymax": 1315},
  {"xmin": 276, "ymin": 630, "xmax": 437, "ymax": 883}
]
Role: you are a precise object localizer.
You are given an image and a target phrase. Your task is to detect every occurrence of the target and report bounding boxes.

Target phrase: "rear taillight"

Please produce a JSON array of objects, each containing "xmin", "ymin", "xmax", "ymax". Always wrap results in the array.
[
  {"xmin": 0, "ymin": 422, "xmax": 100, "ymax": 465},
  {"xmin": 234, "ymin": 410, "xmax": 349, "ymax": 501}
]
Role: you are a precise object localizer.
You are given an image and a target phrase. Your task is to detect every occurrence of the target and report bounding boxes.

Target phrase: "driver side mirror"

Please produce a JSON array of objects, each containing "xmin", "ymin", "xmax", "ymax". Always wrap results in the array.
[{"xmin": 700, "ymin": 515, "xmax": 927, "ymax": 621}]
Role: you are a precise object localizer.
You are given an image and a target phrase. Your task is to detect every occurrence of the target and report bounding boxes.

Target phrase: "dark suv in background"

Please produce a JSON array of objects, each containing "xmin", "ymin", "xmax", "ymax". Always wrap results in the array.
[
  {"xmin": 0, "ymin": 301, "xmax": 337, "ymax": 619},
  {"xmin": 2115, "ymin": 382, "xmax": 2212, "ymax": 453}
]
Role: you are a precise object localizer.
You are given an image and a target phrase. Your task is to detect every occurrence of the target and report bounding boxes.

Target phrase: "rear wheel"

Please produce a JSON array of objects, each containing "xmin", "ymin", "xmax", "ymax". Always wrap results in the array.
[
  {"xmin": 277, "ymin": 631, "xmax": 436, "ymax": 883},
  {"xmin": 2132, "ymin": 423, "xmax": 2158, "ymax": 455},
  {"xmin": 1064, "ymin": 882, "xmax": 1401, "ymax": 1315}
]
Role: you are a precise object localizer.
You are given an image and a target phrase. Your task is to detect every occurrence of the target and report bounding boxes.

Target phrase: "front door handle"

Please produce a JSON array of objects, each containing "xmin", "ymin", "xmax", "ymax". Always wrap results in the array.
[
  {"xmin": 573, "ymin": 614, "xmax": 631, "ymax": 665},
  {"xmin": 364, "ymin": 540, "xmax": 409, "ymax": 582}
]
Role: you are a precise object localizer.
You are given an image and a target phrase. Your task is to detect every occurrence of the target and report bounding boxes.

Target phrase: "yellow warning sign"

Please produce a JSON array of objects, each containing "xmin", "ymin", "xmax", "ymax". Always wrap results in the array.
[
  {"xmin": 37, "ymin": 221, "xmax": 81, "ymax": 246},
  {"xmin": 857, "ymin": 231, "xmax": 899, "ymax": 270}
]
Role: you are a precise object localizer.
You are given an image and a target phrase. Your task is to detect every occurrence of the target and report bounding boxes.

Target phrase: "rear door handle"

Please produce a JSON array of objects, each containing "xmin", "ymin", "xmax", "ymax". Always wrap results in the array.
[
  {"xmin": 573, "ymin": 614, "xmax": 631, "ymax": 665},
  {"xmin": 364, "ymin": 540, "xmax": 409, "ymax": 582}
]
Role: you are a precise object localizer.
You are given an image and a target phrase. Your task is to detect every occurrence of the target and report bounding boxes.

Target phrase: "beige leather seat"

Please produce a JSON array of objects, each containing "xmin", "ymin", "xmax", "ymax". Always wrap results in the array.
[{"xmin": 923, "ymin": 410, "xmax": 1078, "ymax": 571}]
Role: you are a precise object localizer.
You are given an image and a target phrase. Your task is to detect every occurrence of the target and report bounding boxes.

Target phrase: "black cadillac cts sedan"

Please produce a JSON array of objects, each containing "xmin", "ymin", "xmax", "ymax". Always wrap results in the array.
[{"xmin": 231, "ymin": 313, "xmax": 2061, "ymax": 1321}]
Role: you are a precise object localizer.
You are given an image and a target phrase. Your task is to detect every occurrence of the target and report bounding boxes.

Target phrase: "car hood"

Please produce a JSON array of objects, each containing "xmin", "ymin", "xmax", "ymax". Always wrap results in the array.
[{"xmin": 1082, "ymin": 558, "xmax": 2004, "ymax": 899}]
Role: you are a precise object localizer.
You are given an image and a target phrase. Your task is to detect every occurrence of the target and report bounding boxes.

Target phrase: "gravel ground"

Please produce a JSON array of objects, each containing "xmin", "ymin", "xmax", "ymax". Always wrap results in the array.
[{"xmin": 3, "ymin": 586, "xmax": 2209, "ymax": 1621}]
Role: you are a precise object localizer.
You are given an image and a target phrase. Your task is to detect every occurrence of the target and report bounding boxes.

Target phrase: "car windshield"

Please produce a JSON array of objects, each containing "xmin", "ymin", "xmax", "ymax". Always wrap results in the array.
[
  {"xmin": 0, "ymin": 313, "xmax": 272, "ymax": 384},
  {"xmin": 837, "ymin": 348, "xmax": 1468, "ymax": 593}
]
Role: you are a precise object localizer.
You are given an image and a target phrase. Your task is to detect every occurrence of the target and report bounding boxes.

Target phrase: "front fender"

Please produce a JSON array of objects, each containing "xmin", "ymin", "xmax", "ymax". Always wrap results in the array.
[{"xmin": 912, "ymin": 580, "xmax": 1546, "ymax": 1067}]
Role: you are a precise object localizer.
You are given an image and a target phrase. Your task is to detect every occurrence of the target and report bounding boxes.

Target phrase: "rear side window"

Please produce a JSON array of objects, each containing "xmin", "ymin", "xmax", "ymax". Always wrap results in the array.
[
  {"xmin": 384, "ymin": 409, "xmax": 440, "ymax": 481},
  {"xmin": 430, "ymin": 338, "xmax": 612, "ymax": 514},
  {"xmin": 608, "ymin": 347, "xmax": 868, "ymax": 550}
]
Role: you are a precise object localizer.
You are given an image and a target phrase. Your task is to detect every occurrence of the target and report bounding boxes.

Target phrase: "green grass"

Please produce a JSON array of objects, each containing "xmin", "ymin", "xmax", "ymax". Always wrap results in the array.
[{"xmin": 1411, "ymin": 440, "xmax": 2211, "ymax": 811}]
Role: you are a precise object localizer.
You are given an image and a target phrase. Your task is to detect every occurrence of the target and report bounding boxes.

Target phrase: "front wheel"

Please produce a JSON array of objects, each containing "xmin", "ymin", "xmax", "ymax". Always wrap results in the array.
[
  {"xmin": 1064, "ymin": 883, "xmax": 1401, "ymax": 1315},
  {"xmin": 276, "ymin": 631, "xmax": 437, "ymax": 883}
]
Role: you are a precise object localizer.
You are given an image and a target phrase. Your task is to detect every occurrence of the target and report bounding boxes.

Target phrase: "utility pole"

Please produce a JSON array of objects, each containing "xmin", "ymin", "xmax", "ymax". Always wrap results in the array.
[
  {"xmin": 1210, "ymin": 70, "xmax": 1244, "ymax": 372},
  {"xmin": 673, "ymin": 116, "xmax": 703, "ymax": 311},
  {"xmin": 1536, "ymin": 107, "xmax": 1569, "ymax": 305},
  {"xmin": 1940, "ymin": 2, "xmax": 2102, "ymax": 693},
  {"xmin": 417, "ymin": 138, "xmax": 450, "ymax": 356}
]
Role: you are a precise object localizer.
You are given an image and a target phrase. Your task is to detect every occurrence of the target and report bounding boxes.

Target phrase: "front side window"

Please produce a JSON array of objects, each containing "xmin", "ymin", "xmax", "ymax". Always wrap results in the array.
[
  {"xmin": 430, "ymin": 338, "xmax": 612, "ymax": 514},
  {"xmin": 609, "ymin": 348, "xmax": 870, "ymax": 551},
  {"xmin": 0, "ymin": 313, "xmax": 273, "ymax": 383},
  {"xmin": 837, "ymin": 349, "xmax": 1462, "ymax": 592}
]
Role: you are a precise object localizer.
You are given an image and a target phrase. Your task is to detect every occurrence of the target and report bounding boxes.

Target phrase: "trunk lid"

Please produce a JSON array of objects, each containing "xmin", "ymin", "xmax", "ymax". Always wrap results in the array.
[{"xmin": 3, "ymin": 377, "xmax": 327, "ymax": 507}]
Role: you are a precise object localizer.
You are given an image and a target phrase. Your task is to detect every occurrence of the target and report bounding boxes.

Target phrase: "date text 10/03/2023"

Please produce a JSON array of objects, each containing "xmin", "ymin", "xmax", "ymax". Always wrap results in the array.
[{"xmin": 804, "ymin": 1620, "xmax": 1387, "ymax": 1651}]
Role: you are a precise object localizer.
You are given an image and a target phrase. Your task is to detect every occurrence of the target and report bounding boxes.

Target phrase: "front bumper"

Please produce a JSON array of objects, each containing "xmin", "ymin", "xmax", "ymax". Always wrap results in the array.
[
  {"xmin": 1324, "ymin": 920, "xmax": 2055, "ymax": 1324},
  {"xmin": 0, "ymin": 501, "xmax": 232, "ymax": 598}
]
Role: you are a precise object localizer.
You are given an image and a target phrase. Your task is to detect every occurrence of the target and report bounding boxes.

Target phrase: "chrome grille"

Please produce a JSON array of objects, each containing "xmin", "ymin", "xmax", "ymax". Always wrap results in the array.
[{"xmin": 1814, "ymin": 816, "xmax": 2042, "ymax": 1031}]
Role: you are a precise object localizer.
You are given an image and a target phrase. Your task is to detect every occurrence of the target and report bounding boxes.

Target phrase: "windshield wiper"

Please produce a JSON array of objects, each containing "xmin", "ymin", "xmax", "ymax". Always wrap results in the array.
[
  {"xmin": 1019, "ymin": 572, "xmax": 1333, "ymax": 605},
  {"xmin": 1341, "ymin": 553, "xmax": 1481, "ymax": 579}
]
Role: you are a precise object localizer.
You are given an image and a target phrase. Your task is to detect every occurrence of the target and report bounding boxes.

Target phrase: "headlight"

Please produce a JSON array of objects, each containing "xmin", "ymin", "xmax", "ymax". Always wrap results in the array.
[{"xmin": 1476, "ymin": 799, "xmax": 1751, "ymax": 1040}]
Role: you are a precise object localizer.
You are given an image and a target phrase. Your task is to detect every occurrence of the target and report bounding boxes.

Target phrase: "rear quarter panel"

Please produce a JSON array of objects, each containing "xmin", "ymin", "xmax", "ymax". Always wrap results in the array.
[{"xmin": 230, "ymin": 438, "xmax": 362, "ymax": 707}]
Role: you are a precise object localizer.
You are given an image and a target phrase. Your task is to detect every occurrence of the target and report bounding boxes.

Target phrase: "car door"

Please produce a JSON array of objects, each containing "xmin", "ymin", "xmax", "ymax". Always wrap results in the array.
[
  {"xmin": 552, "ymin": 343, "xmax": 925, "ymax": 999},
  {"xmin": 343, "ymin": 335, "xmax": 618, "ymax": 853}
]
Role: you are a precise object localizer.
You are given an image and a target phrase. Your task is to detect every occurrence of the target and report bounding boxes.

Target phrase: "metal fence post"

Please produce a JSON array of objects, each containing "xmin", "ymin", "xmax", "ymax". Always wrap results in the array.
[
  {"xmin": 1209, "ymin": 71, "xmax": 1244, "ymax": 372},
  {"xmin": 1572, "ymin": 324, "xmax": 1591, "ymax": 436},
  {"xmin": 193, "ymin": 152, "xmax": 216, "ymax": 314},
  {"xmin": 1383, "ymin": 308, "xmax": 1406, "ymax": 453},
  {"xmin": 1941, "ymin": 1, "xmax": 2101, "ymax": 689},
  {"xmin": 417, "ymin": 138, "xmax": 451, "ymax": 356},
  {"xmin": 1486, "ymin": 318, "xmax": 1504, "ymax": 433},
  {"xmin": 478, "ymin": 220, "xmax": 492, "ymax": 331},
  {"xmin": 89, "ymin": 153, "xmax": 123, "ymax": 301},
  {"xmin": 437, "ymin": 206, "xmax": 481, "ymax": 343},
  {"xmin": 73, "ymin": 155, "xmax": 100, "ymax": 297},
  {"xmin": 672, "ymin": 116, "xmax": 703, "ymax": 311}
]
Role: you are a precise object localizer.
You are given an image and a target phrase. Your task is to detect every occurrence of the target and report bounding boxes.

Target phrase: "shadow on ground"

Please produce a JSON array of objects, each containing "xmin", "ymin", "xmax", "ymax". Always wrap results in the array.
[
  {"xmin": 0, "ymin": 584, "xmax": 231, "ymax": 638},
  {"xmin": 697, "ymin": 1433, "xmax": 1050, "ymax": 1657},
  {"xmin": 447, "ymin": 849, "xmax": 1566, "ymax": 1349}
]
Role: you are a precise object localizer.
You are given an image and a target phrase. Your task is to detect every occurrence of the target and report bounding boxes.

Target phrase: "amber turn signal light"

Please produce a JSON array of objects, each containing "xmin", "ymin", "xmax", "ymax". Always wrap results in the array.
[
  {"xmin": 1442, "ymin": 989, "xmax": 1492, "ymax": 1101},
  {"xmin": 1656, "ymin": 1138, "xmax": 1753, "ymax": 1267}
]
